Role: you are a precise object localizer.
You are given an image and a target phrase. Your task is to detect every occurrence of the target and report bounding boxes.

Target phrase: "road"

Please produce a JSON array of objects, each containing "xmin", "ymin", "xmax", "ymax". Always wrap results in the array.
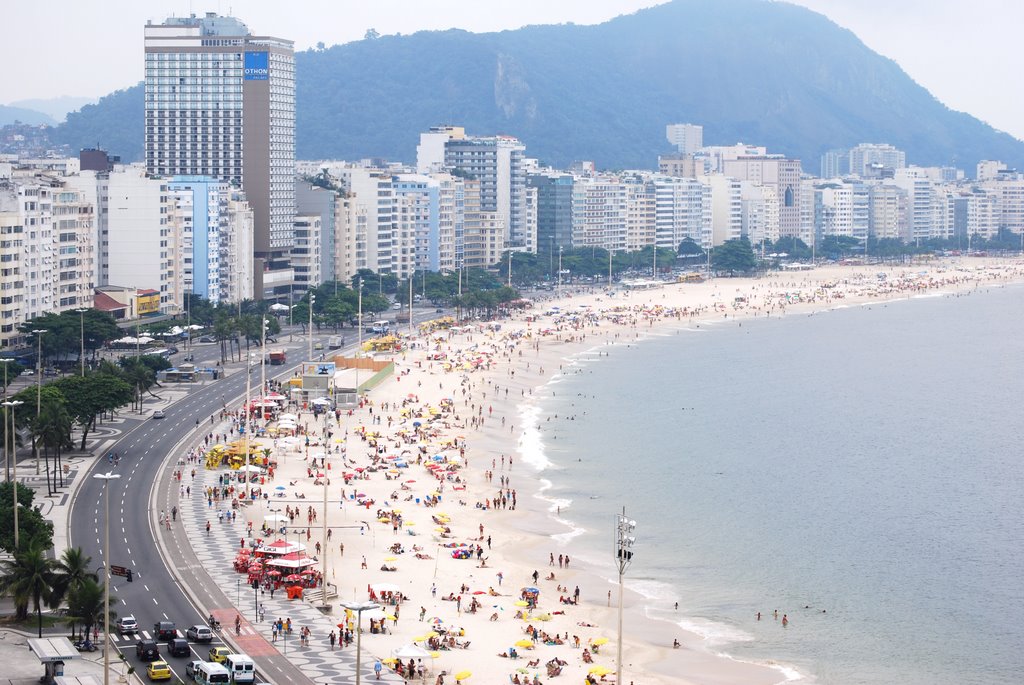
[{"xmin": 66, "ymin": 309, "xmax": 442, "ymax": 684}]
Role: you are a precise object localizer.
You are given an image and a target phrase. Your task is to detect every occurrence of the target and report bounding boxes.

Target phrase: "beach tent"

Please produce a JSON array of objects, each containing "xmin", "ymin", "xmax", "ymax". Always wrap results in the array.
[
  {"xmin": 267, "ymin": 552, "xmax": 317, "ymax": 569},
  {"xmin": 392, "ymin": 644, "xmax": 431, "ymax": 659}
]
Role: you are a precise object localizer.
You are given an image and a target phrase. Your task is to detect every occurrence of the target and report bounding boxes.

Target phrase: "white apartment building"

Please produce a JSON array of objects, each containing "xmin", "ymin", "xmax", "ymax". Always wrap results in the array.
[
  {"xmin": 104, "ymin": 165, "xmax": 176, "ymax": 310},
  {"xmin": 220, "ymin": 189, "xmax": 254, "ymax": 304},
  {"xmin": 338, "ymin": 167, "xmax": 395, "ymax": 274},
  {"xmin": 893, "ymin": 168, "xmax": 936, "ymax": 243},
  {"xmin": 666, "ymin": 124, "xmax": 703, "ymax": 154},
  {"xmin": 740, "ymin": 182, "xmax": 780, "ymax": 246},
  {"xmin": 570, "ymin": 177, "xmax": 627, "ymax": 252},
  {"xmin": 849, "ymin": 143, "xmax": 906, "ymax": 176},
  {"xmin": 624, "ymin": 178, "xmax": 655, "ymax": 252},
  {"xmin": 700, "ymin": 175, "xmax": 743, "ymax": 246},
  {"xmin": 144, "ymin": 12, "xmax": 295, "ymax": 300},
  {"xmin": 462, "ymin": 179, "xmax": 505, "ymax": 268},
  {"xmin": 335, "ymin": 195, "xmax": 368, "ymax": 285},
  {"xmin": 291, "ymin": 214, "xmax": 322, "ymax": 294},
  {"xmin": 651, "ymin": 175, "xmax": 712, "ymax": 250},
  {"xmin": 866, "ymin": 183, "xmax": 908, "ymax": 241}
]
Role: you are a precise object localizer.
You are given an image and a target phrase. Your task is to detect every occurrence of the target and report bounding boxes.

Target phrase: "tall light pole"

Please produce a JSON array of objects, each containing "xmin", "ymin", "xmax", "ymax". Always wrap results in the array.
[
  {"xmin": 3, "ymin": 400, "xmax": 23, "ymax": 549},
  {"xmin": 244, "ymin": 353, "xmax": 252, "ymax": 488},
  {"xmin": 355, "ymin": 279, "xmax": 363, "ymax": 397},
  {"xmin": 75, "ymin": 308, "xmax": 88, "ymax": 377},
  {"xmin": 308, "ymin": 293, "xmax": 316, "ymax": 360},
  {"xmin": 508, "ymin": 252, "xmax": 513, "ymax": 287},
  {"xmin": 557, "ymin": 246, "xmax": 563, "ymax": 296},
  {"xmin": 614, "ymin": 509, "xmax": 636, "ymax": 685},
  {"xmin": 408, "ymin": 275, "xmax": 414, "ymax": 338},
  {"xmin": 260, "ymin": 317, "xmax": 268, "ymax": 402},
  {"xmin": 340, "ymin": 600, "xmax": 379, "ymax": 685},
  {"xmin": 31, "ymin": 330, "xmax": 46, "ymax": 476},
  {"xmin": 0, "ymin": 359, "xmax": 12, "ymax": 482},
  {"xmin": 94, "ymin": 471, "xmax": 120, "ymax": 685}
]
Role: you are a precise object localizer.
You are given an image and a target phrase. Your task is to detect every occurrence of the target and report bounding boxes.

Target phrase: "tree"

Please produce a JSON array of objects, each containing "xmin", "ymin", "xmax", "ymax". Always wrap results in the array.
[
  {"xmin": 52, "ymin": 374, "xmax": 132, "ymax": 451},
  {"xmin": 678, "ymin": 238, "xmax": 704, "ymax": 256},
  {"xmin": 772, "ymin": 236, "xmax": 812, "ymax": 261},
  {"xmin": 0, "ymin": 482, "xmax": 53, "ymax": 554},
  {"xmin": 51, "ymin": 547, "xmax": 97, "ymax": 637},
  {"xmin": 711, "ymin": 238, "xmax": 758, "ymax": 275},
  {"xmin": 0, "ymin": 536, "xmax": 57, "ymax": 634},
  {"xmin": 33, "ymin": 390, "xmax": 73, "ymax": 495},
  {"xmin": 67, "ymin": 577, "xmax": 113, "ymax": 641}
]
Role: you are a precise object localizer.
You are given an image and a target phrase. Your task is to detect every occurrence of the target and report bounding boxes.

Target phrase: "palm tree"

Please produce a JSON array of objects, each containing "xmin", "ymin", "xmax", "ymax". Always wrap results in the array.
[
  {"xmin": 35, "ymin": 399, "xmax": 72, "ymax": 493},
  {"xmin": 67, "ymin": 577, "xmax": 114, "ymax": 641},
  {"xmin": 51, "ymin": 547, "xmax": 96, "ymax": 636},
  {"xmin": 0, "ymin": 536, "xmax": 57, "ymax": 635}
]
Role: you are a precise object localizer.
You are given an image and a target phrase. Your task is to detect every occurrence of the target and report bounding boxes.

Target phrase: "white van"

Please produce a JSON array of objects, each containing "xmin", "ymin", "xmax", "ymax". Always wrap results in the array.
[
  {"xmin": 224, "ymin": 654, "xmax": 255, "ymax": 684},
  {"xmin": 371, "ymin": 320, "xmax": 390, "ymax": 334},
  {"xmin": 195, "ymin": 662, "xmax": 230, "ymax": 685}
]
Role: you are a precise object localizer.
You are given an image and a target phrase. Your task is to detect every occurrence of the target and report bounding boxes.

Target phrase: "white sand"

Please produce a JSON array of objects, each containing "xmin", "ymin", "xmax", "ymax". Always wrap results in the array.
[{"xmin": 232, "ymin": 257, "xmax": 1024, "ymax": 685}]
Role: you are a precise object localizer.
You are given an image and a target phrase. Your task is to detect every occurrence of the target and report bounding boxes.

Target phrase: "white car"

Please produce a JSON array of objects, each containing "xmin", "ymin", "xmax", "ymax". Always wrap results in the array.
[{"xmin": 117, "ymin": 615, "xmax": 138, "ymax": 634}]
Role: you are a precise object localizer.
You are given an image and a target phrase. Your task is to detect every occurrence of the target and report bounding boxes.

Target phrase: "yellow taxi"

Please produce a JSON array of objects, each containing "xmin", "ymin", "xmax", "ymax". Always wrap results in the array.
[
  {"xmin": 147, "ymin": 660, "xmax": 172, "ymax": 681},
  {"xmin": 209, "ymin": 646, "xmax": 232, "ymax": 664}
]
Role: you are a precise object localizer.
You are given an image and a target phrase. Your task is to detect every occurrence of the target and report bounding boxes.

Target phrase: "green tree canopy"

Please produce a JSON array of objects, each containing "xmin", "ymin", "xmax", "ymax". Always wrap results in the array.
[{"xmin": 711, "ymin": 238, "xmax": 758, "ymax": 275}]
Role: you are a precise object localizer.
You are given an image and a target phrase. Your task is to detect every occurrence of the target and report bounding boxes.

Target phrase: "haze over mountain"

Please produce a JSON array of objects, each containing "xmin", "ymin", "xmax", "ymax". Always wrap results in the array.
[
  {"xmin": 51, "ymin": 0, "xmax": 1024, "ymax": 172},
  {"xmin": 0, "ymin": 105, "xmax": 56, "ymax": 127},
  {"xmin": 8, "ymin": 96, "xmax": 98, "ymax": 123}
]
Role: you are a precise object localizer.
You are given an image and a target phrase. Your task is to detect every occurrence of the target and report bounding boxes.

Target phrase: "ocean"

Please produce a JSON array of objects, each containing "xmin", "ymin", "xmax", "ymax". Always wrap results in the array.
[{"xmin": 522, "ymin": 283, "xmax": 1024, "ymax": 685}]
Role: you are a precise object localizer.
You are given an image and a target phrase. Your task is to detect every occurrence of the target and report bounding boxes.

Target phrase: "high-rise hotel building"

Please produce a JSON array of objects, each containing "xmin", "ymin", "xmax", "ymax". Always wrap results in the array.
[{"xmin": 144, "ymin": 13, "xmax": 295, "ymax": 299}]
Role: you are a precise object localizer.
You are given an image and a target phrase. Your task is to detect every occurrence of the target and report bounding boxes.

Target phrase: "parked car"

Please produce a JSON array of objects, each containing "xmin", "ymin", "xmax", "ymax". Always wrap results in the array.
[
  {"xmin": 136, "ymin": 639, "xmax": 159, "ymax": 661},
  {"xmin": 147, "ymin": 660, "xmax": 172, "ymax": 681},
  {"xmin": 167, "ymin": 638, "xmax": 190, "ymax": 657},
  {"xmin": 186, "ymin": 625, "xmax": 214, "ymax": 643},
  {"xmin": 198, "ymin": 336, "xmax": 216, "ymax": 343},
  {"xmin": 116, "ymin": 615, "xmax": 138, "ymax": 634}
]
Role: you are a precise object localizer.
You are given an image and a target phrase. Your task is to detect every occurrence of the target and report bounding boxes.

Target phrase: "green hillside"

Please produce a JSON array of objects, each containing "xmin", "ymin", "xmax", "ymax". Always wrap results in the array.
[{"xmin": 51, "ymin": 0, "xmax": 1024, "ymax": 171}]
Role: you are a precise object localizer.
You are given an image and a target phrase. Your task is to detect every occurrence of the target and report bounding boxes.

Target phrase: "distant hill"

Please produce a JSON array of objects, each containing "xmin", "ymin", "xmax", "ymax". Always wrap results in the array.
[
  {"xmin": 9, "ymin": 96, "xmax": 97, "ymax": 122},
  {"xmin": 0, "ymin": 105, "xmax": 55, "ymax": 127},
  {"xmin": 50, "ymin": 0, "xmax": 1024, "ymax": 172}
]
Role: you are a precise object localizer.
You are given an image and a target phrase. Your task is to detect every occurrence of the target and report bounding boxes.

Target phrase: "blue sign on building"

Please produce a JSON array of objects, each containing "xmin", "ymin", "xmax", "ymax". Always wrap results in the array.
[{"xmin": 244, "ymin": 52, "xmax": 269, "ymax": 80}]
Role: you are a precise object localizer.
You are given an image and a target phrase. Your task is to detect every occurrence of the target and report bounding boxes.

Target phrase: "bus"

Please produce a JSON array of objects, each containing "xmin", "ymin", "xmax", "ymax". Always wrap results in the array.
[{"xmin": 195, "ymin": 662, "xmax": 230, "ymax": 685}]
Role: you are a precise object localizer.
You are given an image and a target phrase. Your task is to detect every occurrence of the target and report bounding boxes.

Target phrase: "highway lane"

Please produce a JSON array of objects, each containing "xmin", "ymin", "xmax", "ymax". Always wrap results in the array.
[
  {"xmin": 68, "ymin": 308, "xmax": 443, "ymax": 683},
  {"xmin": 69, "ymin": 334, "xmax": 323, "ymax": 684}
]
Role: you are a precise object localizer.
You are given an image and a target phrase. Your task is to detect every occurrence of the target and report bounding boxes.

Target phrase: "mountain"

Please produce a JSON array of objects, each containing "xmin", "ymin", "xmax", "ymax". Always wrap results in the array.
[
  {"xmin": 8, "ymin": 96, "xmax": 98, "ymax": 122},
  {"xmin": 0, "ymin": 105, "xmax": 55, "ymax": 127},
  {"xmin": 50, "ymin": 0, "xmax": 1024, "ymax": 172}
]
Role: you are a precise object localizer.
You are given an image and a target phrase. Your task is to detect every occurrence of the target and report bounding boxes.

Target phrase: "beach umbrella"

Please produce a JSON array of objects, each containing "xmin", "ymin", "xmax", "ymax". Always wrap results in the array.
[
  {"xmin": 454, "ymin": 671, "xmax": 471, "ymax": 682},
  {"xmin": 591, "ymin": 637, "xmax": 609, "ymax": 646},
  {"xmin": 263, "ymin": 514, "xmax": 288, "ymax": 523},
  {"xmin": 384, "ymin": 556, "xmax": 398, "ymax": 562},
  {"xmin": 514, "ymin": 639, "xmax": 534, "ymax": 649},
  {"xmin": 588, "ymin": 666, "xmax": 613, "ymax": 676},
  {"xmin": 392, "ymin": 644, "xmax": 431, "ymax": 659},
  {"xmin": 371, "ymin": 582, "xmax": 400, "ymax": 594},
  {"xmin": 274, "ymin": 485, "xmax": 286, "ymax": 491},
  {"xmin": 514, "ymin": 600, "xmax": 529, "ymax": 607}
]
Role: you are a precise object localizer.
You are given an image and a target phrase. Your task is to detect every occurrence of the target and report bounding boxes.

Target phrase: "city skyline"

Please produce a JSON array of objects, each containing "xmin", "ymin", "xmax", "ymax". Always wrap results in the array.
[{"xmin": 3, "ymin": 0, "xmax": 1023, "ymax": 141}]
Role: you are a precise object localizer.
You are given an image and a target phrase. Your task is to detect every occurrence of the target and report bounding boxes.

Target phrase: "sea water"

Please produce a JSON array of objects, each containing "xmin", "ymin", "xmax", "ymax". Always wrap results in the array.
[{"xmin": 529, "ymin": 284, "xmax": 1024, "ymax": 685}]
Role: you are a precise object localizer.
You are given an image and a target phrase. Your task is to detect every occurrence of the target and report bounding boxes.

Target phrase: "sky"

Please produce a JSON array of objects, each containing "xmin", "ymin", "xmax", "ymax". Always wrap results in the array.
[{"xmin": 4, "ymin": 0, "xmax": 1022, "ymax": 140}]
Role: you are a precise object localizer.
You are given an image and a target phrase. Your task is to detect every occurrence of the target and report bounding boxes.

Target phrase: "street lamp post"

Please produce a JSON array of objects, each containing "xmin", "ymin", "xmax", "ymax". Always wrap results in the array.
[
  {"xmin": 614, "ymin": 509, "xmax": 636, "ymax": 685},
  {"xmin": 3, "ymin": 400, "xmax": 23, "ymax": 549},
  {"xmin": 340, "ymin": 600, "xmax": 380, "ymax": 685},
  {"xmin": 93, "ymin": 471, "xmax": 121, "ymax": 685},
  {"xmin": 355, "ymin": 279, "xmax": 363, "ymax": 397},
  {"xmin": 31, "ymin": 329, "xmax": 46, "ymax": 476},
  {"xmin": 557, "ymin": 246, "xmax": 563, "ymax": 296},
  {"xmin": 260, "ymin": 317, "xmax": 268, "ymax": 403},
  {"xmin": 308, "ymin": 294, "xmax": 316, "ymax": 360},
  {"xmin": 75, "ymin": 308, "xmax": 88, "ymax": 377},
  {"xmin": 0, "ymin": 359, "xmax": 12, "ymax": 481}
]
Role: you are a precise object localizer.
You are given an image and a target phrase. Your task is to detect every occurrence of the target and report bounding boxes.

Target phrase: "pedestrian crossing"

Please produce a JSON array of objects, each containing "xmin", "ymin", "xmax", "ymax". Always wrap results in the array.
[{"xmin": 109, "ymin": 627, "xmax": 258, "ymax": 642}]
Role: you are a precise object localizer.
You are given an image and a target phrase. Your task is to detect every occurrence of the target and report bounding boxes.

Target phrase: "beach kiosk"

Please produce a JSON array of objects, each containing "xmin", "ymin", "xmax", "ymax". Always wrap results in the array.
[{"xmin": 27, "ymin": 637, "xmax": 78, "ymax": 684}]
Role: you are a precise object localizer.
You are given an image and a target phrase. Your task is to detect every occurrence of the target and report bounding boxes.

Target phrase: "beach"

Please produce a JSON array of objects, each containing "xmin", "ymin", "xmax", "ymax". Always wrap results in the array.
[{"xmin": 199, "ymin": 257, "xmax": 1024, "ymax": 685}]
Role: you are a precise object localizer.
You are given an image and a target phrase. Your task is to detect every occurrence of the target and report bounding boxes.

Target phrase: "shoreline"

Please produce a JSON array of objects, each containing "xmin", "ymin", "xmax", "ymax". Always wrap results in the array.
[{"xmin": 214, "ymin": 257, "xmax": 1023, "ymax": 685}]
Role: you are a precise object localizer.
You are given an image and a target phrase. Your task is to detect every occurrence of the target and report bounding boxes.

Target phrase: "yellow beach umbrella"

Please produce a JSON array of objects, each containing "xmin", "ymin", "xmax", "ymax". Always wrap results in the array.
[
  {"xmin": 384, "ymin": 556, "xmax": 398, "ymax": 562},
  {"xmin": 454, "ymin": 671, "xmax": 471, "ymax": 681},
  {"xmin": 429, "ymin": 651, "xmax": 441, "ymax": 659},
  {"xmin": 514, "ymin": 600, "xmax": 529, "ymax": 607},
  {"xmin": 514, "ymin": 639, "xmax": 534, "ymax": 649},
  {"xmin": 591, "ymin": 637, "xmax": 610, "ymax": 646},
  {"xmin": 382, "ymin": 658, "xmax": 398, "ymax": 664},
  {"xmin": 588, "ymin": 666, "xmax": 612, "ymax": 676}
]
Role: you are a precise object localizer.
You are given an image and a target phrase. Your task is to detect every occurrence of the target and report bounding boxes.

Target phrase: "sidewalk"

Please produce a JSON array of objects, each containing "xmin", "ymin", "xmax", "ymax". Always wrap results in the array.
[
  {"xmin": 0, "ymin": 627, "xmax": 120, "ymax": 685},
  {"xmin": 168, "ymin": 422, "xmax": 403, "ymax": 684}
]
